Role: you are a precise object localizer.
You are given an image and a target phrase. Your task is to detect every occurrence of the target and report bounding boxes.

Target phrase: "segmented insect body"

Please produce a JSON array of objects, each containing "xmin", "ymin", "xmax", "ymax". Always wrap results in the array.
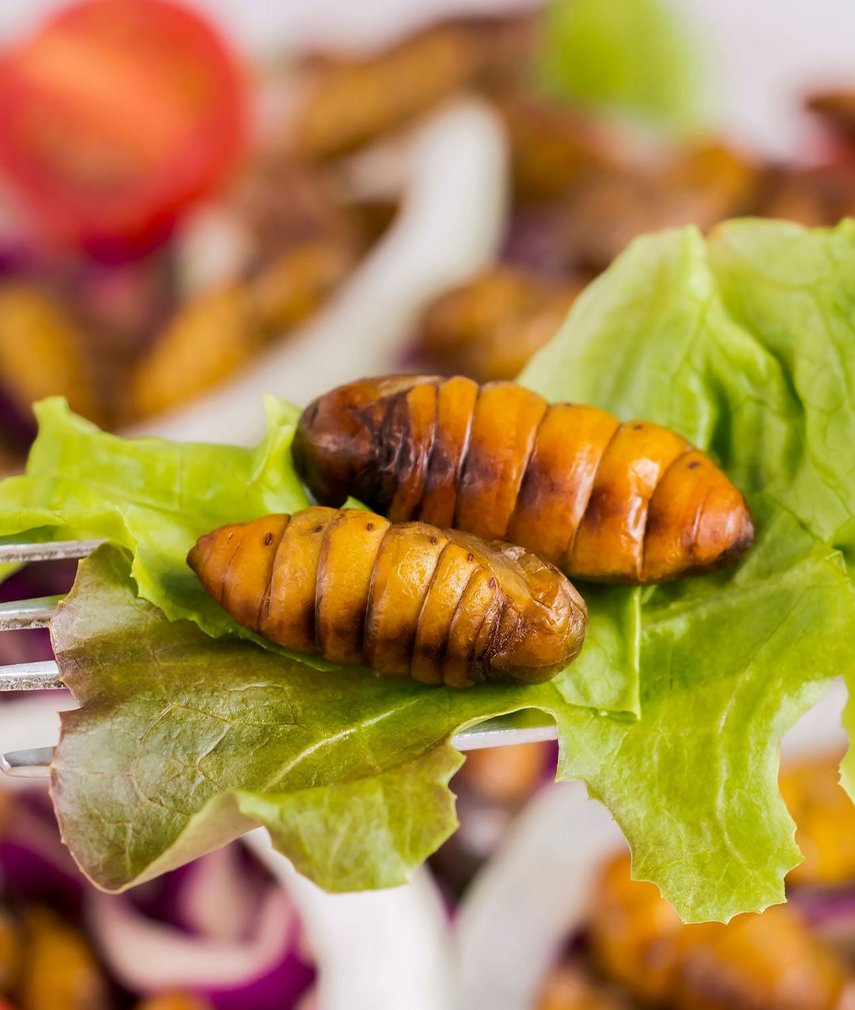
[
  {"xmin": 292, "ymin": 376, "xmax": 754, "ymax": 585},
  {"xmin": 188, "ymin": 506, "xmax": 587, "ymax": 687},
  {"xmin": 589, "ymin": 854, "xmax": 849, "ymax": 1009}
]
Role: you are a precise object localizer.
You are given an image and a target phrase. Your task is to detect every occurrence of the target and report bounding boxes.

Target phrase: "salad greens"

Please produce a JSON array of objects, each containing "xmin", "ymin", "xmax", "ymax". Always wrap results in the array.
[
  {"xmin": 51, "ymin": 544, "xmax": 629, "ymax": 893},
  {"xmin": 0, "ymin": 397, "xmax": 307, "ymax": 642},
  {"xmin": 522, "ymin": 220, "xmax": 855, "ymax": 919},
  {"xmin": 0, "ymin": 397, "xmax": 634, "ymax": 713},
  {"xmin": 5, "ymin": 218, "xmax": 855, "ymax": 922},
  {"xmin": 537, "ymin": 0, "xmax": 708, "ymax": 135}
]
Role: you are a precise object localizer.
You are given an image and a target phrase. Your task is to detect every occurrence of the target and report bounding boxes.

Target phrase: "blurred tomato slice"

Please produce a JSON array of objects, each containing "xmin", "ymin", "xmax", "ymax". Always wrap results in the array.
[{"xmin": 0, "ymin": 0, "xmax": 247, "ymax": 254}]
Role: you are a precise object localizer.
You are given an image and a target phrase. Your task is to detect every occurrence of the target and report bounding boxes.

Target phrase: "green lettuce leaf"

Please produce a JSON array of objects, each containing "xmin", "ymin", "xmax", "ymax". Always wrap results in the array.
[
  {"xmin": 537, "ymin": 0, "xmax": 708, "ymax": 134},
  {"xmin": 0, "ymin": 396, "xmax": 308, "ymax": 643},
  {"xmin": 19, "ymin": 218, "xmax": 855, "ymax": 921},
  {"xmin": 521, "ymin": 220, "xmax": 855, "ymax": 920},
  {"xmin": 0, "ymin": 396, "xmax": 635, "ymax": 713},
  {"xmin": 50, "ymin": 544, "xmax": 622, "ymax": 892}
]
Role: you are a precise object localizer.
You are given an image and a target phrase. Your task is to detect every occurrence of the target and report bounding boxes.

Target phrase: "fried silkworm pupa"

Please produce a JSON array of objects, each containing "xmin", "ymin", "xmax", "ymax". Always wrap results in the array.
[
  {"xmin": 588, "ymin": 854, "xmax": 849, "ymax": 1009},
  {"xmin": 292, "ymin": 375, "xmax": 754, "ymax": 585},
  {"xmin": 188, "ymin": 506, "xmax": 587, "ymax": 688}
]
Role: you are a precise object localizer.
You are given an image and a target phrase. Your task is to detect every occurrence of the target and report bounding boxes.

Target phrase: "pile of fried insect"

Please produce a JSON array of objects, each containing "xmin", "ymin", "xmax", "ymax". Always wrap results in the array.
[{"xmin": 189, "ymin": 375, "xmax": 753, "ymax": 688}]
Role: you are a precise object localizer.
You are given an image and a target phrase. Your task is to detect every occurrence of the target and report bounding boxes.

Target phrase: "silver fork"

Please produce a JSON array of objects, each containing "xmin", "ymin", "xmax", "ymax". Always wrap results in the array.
[{"xmin": 0, "ymin": 539, "xmax": 559, "ymax": 778}]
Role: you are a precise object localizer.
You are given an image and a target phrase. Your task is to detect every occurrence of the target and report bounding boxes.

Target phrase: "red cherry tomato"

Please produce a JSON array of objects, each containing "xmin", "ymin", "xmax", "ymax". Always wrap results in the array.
[{"xmin": 0, "ymin": 0, "xmax": 247, "ymax": 255}]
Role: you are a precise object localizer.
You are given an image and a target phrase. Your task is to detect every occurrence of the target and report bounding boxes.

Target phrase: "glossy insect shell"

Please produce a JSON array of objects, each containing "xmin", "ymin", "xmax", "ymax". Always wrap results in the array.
[
  {"xmin": 187, "ymin": 506, "xmax": 587, "ymax": 688},
  {"xmin": 292, "ymin": 375, "xmax": 755, "ymax": 585}
]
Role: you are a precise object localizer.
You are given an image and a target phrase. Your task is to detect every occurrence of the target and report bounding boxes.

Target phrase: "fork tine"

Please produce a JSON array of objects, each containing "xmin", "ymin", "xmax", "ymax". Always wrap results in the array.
[
  {"xmin": 0, "ymin": 724, "xmax": 560, "ymax": 782},
  {"xmin": 0, "ymin": 595, "xmax": 62, "ymax": 630},
  {"xmin": 0, "ymin": 539, "xmax": 95, "ymax": 689},
  {"xmin": 1, "ymin": 746, "xmax": 53, "ymax": 778},
  {"xmin": 0, "ymin": 661, "xmax": 64, "ymax": 691},
  {"xmin": 0, "ymin": 535, "xmax": 562, "ymax": 779},
  {"xmin": 0, "ymin": 723, "xmax": 562, "ymax": 779},
  {"xmin": 452, "ymin": 724, "xmax": 558, "ymax": 751},
  {"xmin": 0, "ymin": 539, "xmax": 104, "ymax": 563}
]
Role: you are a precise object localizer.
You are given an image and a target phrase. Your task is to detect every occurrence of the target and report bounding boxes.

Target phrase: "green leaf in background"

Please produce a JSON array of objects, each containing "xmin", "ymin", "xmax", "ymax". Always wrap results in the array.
[
  {"xmin": 538, "ymin": 0, "xmax": 708, "ymax": 134},
  {"xmin": 522, "ymin": 219, "xmax": 855, "ymax": 921}
]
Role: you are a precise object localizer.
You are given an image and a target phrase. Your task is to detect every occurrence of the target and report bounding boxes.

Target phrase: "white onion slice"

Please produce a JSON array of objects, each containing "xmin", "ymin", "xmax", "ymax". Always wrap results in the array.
[
  {"xmin": 455, "ymin": 781, "xmax": 623, "ymax": 1010},
  {"xmin": 89, "ymin": 880, "xmax": 300, "ymax": 992},
  {"xmin": 171, "ymin": 843, "xmax": 265, "ymax": 942},
  {"xmin": 125, "ymin": 95, "xmax": 508, "ymax": 445},
  {"xmin": 246, "ymin": 829, "xmax": 457, "ymax": 1010}
]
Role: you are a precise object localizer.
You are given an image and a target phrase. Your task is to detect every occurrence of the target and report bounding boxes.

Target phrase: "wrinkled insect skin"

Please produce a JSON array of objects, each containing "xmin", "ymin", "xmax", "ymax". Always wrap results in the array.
[
  {"xmin": 292, "ymin": 376, "xmax": 755, "ymax": 585},
  {"xmin": 188, "ymin": 506, "xmax": 587, "ymax": 688}
]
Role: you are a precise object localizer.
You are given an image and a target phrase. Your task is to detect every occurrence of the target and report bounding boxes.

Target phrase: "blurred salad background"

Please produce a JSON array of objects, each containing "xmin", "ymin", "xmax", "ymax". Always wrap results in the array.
[{"xmin": 1, "ymin": 0, "xmax": 855, "ymax": 1007}]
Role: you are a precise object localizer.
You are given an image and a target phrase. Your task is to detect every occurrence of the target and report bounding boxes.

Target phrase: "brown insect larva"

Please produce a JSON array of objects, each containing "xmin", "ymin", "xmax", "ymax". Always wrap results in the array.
[
  {"xmin": 588, "ymin": 854, "xmax": 848, "ymax": 1008},
  {"xmin": 187, "ymin": 506, "xmax": 587, "ymax": 688},
  {"xmin": 291, "ymin": 375, "xmax": 754, "ymax": 585}
]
